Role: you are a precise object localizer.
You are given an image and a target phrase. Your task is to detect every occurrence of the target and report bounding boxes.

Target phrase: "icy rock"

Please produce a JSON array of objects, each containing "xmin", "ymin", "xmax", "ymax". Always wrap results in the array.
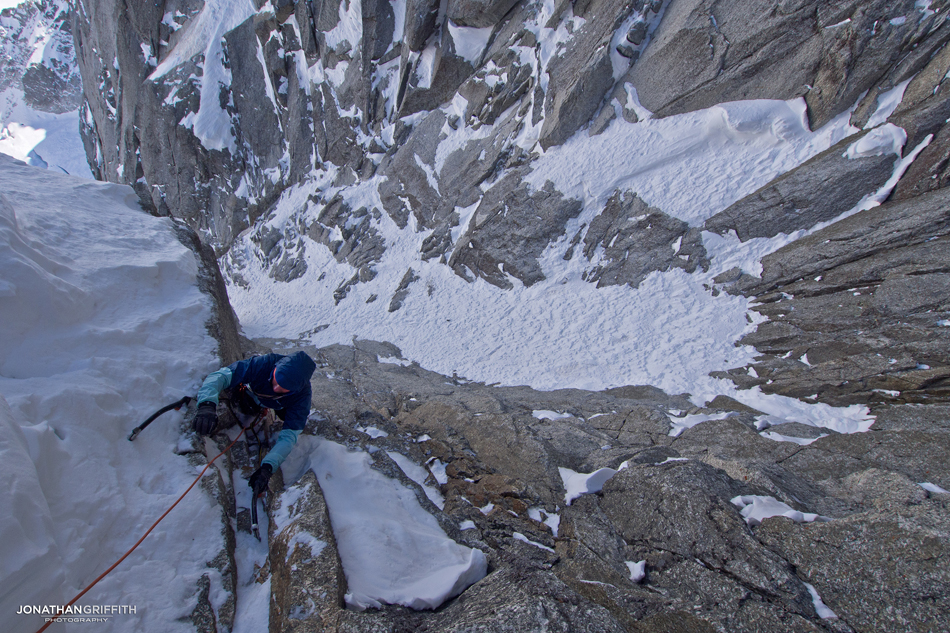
[{"xmin": 704, "ymin": 131, "xmax": 897, "ymax": 241}]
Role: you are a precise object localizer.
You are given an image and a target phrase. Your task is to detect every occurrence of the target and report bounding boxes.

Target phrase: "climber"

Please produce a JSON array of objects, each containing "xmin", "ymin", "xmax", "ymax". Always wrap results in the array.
[{"xmin": 193, "ymin": 351, "xmax": 317, "ymax": 498}]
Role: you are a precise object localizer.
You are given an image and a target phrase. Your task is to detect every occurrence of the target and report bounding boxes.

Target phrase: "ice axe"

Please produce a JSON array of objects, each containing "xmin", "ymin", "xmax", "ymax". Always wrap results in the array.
[
  {"xmin": 251, "ymin": 491, "xmax": 264, "ymax": 541},
  {"xmin": 128, "ymin": 396, "xmax": 193, "ymax": 441}
]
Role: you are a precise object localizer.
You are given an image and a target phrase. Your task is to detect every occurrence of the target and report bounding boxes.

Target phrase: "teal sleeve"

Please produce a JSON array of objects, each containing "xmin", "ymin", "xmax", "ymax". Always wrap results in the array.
[
  {"xmin": 262, "ymin": 428, "xmax": 301, "ymax": 470},
  {"xmin": 196, "ymin": 368, "xmax": 233, "ymax": 405}
]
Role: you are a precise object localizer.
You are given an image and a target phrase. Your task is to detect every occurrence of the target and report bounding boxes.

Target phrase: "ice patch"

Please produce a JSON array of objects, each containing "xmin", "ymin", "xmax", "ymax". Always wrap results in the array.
[{"xmin": 919, "ymin": 482, "xmax": 949, "ymax": 494}]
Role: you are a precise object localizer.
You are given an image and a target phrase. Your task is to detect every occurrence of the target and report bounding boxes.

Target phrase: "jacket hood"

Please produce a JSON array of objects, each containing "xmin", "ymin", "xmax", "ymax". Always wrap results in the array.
[{"xmin": 274, "ymin": 351, "xmax": 317, "ymax": 392}]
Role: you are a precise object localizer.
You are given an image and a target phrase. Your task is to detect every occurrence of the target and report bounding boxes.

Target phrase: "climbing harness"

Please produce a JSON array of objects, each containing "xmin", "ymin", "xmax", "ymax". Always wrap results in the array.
[{"xmin": 127, "ymin": 395, "xmax": 193, "ymax": 441}]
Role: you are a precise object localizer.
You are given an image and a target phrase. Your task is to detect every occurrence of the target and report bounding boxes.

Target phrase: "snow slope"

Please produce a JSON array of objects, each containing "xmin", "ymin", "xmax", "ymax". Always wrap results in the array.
[
  {"xmin": 226, "ymin": 96, "xmax": 875, "ymax": 435},
  {"xmin": 0, "ymin": 154, "xmax": 220, "ymax": 633}
]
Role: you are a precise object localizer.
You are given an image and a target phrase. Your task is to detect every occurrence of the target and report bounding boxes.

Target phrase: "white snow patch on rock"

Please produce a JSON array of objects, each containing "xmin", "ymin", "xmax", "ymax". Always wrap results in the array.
[
  {"xmin": 447, "ymin": 22, "xmax": 493, "ymax": 65},
  {"xmin": 527, "ymin": 98, "xmax": 858, "ymax": 226},
  {"xmin": 626, "ymin": 560, "xmax": 646, "ymax": 583},
  {"xmin": 804, "ymin": 582, "xmax": 839, "ymax": 619},
  {"xmin": 730, "ymin": 495, "xmax": 832, "ymax": 527},
  {"xmin": 304, "ymin": 438, "xmax": 486, "ymax": 611},
  {"xmin": 845, "ymin": 123, "xmax": 907, "ymax": 159},
  {"xmin": 560, "ymin": 466, "xmax": 619, "ymax": 505},
  {"xmin": 388, "ymin": 451, "xmax": 446, "ymax": 509}
]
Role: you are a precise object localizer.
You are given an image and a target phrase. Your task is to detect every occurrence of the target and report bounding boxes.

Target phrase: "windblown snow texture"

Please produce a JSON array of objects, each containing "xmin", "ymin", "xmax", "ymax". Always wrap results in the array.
[{"xmin": 0, "ymin": 154, "xmax": 221, "ymax": 633}]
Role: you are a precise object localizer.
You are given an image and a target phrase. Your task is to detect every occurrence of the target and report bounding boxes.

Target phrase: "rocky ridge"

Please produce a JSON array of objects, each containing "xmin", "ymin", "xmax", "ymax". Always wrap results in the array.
[{"xmin": 187, "ymin": 338, "xmax": 948, "ymax": 633}]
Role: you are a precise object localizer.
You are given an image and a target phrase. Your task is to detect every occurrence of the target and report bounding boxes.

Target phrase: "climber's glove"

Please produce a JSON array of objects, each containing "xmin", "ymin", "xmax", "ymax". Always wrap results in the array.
[
  {"xmin": 192, "ymin": 402, "xmax": 218, "ymax": 436},
  {"xmin": 248, "ymin": 463, "xmax": 273, "ymax": 498}
]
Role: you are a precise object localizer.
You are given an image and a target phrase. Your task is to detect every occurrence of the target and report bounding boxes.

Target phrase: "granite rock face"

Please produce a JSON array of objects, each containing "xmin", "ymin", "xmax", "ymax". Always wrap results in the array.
[
  {"xmin": 71, "ymin": 0, "xmax": 950, "ymax": 306},
  {"xmin": 703, "ymin": 131, "xmax": 898, "ymax": 241},
  {"xmin": 1, "ymin": 0, "xmax": 81, "ymax": 115},
  {"xmin": 629, "ymin": 0, "xmax": 950, "ymax": 129},
  {"xmin": 229, "ymin": 340, "xmax": 950, "ymax": 632},
  {"xmin": 713, "ymin": 186, "xmax": 950, "ymax": 406},
  {"xmin": 68, "ymin": 3, "xmax": 950, "ymax": 627}
]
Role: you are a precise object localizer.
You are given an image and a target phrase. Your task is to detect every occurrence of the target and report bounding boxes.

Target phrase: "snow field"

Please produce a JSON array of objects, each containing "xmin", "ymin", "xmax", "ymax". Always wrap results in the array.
[
  {"xmin": 527, "ymin": 98, "xmax": 858, "ymax": 226},
  {"xmin": 0, "ymin": 86, "xmax": 90, "ymax": 179},
  {"xmin": 0, "ymin": 155, "xmax": 222, "ymax": 633},
  {"xmin": 228, "ymin": 95, "xmax": 879, "ymax": 439}
]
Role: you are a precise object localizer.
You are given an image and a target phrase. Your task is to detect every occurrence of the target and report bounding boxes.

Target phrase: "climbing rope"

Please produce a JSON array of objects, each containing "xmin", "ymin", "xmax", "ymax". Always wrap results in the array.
[{"xmin": 35, "ymin": 426, "xmax": 250, "ymax": 633}]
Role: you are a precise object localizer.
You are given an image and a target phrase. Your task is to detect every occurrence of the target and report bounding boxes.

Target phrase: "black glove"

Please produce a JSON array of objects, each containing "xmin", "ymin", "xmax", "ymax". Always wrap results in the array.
[
  {"xmin": 192, "ymin": 402, "xmax": 217, "ymax": 435},
  {"xmin": 248, "ymin": 463, "xmax": 273, "ymax": 497}
]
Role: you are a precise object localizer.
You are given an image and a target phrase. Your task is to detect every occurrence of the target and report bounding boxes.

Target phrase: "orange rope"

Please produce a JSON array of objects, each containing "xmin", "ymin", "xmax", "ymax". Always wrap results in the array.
[{"xmin": 36, "ymin": 427, "xmax": 248, "ymax": 633}]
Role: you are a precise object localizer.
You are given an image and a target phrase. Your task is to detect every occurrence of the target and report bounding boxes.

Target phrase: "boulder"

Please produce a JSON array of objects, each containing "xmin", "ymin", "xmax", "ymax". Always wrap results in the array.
[{"xmin": 449, "ymin": 172, "xmax": 583, "ymax": 288}]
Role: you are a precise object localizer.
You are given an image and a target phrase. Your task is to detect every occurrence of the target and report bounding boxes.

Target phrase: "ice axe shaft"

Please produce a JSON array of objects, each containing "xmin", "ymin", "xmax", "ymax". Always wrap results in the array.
[
  {"xmin": 128, "ymin": 396, "xmax": 193, "ymax": 441},
  {"xmin": 251, "ymin": 494, "xmax": 261, "ymax": 541}
]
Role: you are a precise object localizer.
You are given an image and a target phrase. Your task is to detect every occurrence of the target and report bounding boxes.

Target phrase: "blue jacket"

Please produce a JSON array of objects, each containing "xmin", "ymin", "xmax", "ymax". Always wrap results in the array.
[{"xmin": 197, "ymin": 352, "xmax": 316, "ymax": 469}]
